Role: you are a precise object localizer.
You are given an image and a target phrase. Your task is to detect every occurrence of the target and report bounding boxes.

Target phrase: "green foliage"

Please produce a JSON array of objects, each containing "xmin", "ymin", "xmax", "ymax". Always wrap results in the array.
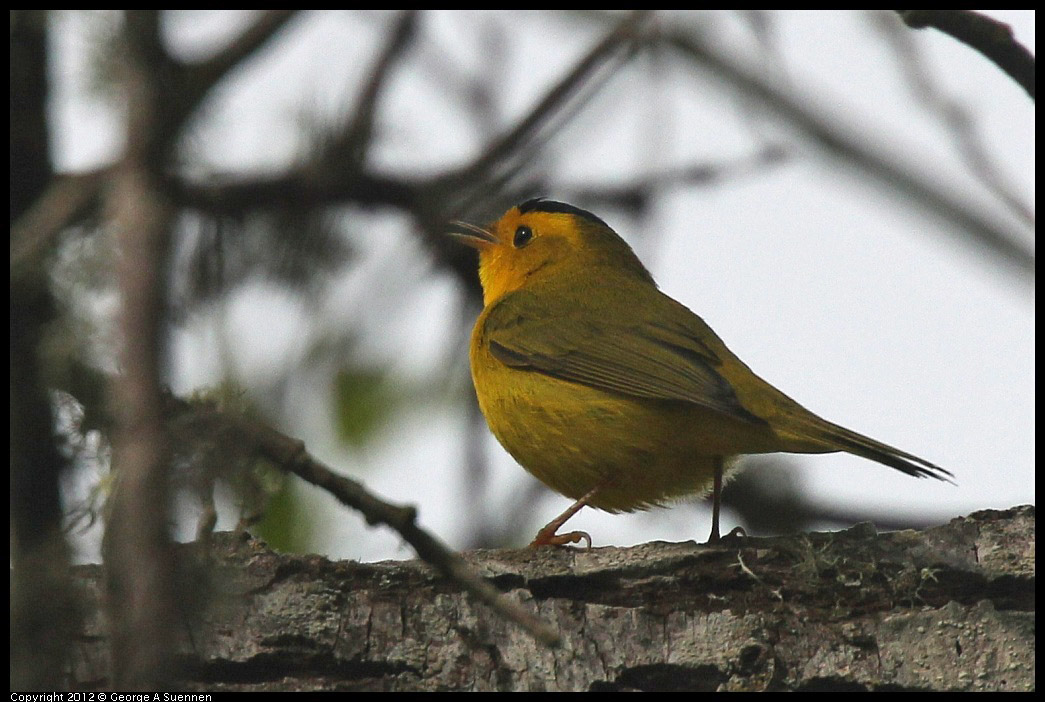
[
  {"xmin": 253, "ymin": 479, "xmax": 315, "ymax": 554},
  {"xmin": 333, "ymin": 367, "xmax": 397, "ymax": 448}
]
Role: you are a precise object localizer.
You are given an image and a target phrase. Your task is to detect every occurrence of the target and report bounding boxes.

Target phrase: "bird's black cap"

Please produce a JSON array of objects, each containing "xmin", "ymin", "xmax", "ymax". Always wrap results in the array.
[{"xmin": 517, "ymin": 198, "xmax": 611, "ymax": 230}]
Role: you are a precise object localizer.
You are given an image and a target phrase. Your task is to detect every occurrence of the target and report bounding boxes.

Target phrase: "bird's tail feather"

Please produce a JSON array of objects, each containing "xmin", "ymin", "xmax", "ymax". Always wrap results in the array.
[{"xmin": 791, "ymin": 416, "xmax": 954, "ymax": 483}]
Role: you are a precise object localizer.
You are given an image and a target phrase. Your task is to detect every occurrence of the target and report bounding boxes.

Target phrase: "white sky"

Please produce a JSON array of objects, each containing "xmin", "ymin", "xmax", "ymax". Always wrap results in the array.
[{"xmin": 50, "ymin": 10, "xmax": 1034, "ymax": 562}]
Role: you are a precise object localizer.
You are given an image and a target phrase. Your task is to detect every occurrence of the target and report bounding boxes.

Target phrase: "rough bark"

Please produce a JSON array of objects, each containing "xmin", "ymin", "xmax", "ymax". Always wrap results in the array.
[{"xmin": 70, "ymin": 505, "xmax": 1034, "ymax": 692}]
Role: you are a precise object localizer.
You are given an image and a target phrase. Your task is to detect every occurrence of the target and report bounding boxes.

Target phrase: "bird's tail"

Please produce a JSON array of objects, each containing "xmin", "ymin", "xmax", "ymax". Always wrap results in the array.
[{"xmin": 787, "ymin": 415, "xmax": 954, "ymax": 483}]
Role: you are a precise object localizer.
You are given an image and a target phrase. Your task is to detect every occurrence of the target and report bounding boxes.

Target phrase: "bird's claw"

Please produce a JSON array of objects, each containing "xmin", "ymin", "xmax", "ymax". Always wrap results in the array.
[{"xmin": 529, "ymin": 529, "xmax": 592, "ymax": 549}]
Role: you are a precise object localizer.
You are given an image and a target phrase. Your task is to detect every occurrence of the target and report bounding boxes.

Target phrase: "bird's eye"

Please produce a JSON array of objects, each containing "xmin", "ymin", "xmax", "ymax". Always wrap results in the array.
[{"xmin": 513, "ymin": 225, "xmax": 533, "ymax": 248}]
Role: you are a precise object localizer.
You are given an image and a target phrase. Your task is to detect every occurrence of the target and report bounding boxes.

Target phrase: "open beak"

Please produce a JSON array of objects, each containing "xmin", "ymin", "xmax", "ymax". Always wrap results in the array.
[{"xmin": 447, "ymin": 220, "xmax": 497, "ymax": 249}]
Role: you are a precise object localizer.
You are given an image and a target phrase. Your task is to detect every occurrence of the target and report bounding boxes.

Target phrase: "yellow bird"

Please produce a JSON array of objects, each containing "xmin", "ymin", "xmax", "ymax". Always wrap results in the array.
[{"xmin": 450, "ymin": 199, "xmax": 951, "ymax": 547}]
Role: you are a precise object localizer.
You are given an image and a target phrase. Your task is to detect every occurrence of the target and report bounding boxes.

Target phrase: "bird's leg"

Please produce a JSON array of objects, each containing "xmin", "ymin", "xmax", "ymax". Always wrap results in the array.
[
  {"xmin": 529, "ymin": 485, "xmax": 601, "ymax": 548},
  {"xmin": 708, "ymin": 458, "xmax": 724, "ymax": 543}
]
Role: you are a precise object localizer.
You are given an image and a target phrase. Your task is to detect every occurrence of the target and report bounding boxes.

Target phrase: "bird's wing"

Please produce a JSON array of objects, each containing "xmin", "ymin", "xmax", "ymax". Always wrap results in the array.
[{"xmin": 483, "ymin": 290, "xmax": 767, "ymax": 426}]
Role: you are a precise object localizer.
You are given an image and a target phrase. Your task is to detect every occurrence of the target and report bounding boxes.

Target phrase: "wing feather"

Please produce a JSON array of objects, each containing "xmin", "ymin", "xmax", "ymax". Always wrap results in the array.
[{"xmin": 484, "ymin": 290, "xmax": 766, "ymax": 426}]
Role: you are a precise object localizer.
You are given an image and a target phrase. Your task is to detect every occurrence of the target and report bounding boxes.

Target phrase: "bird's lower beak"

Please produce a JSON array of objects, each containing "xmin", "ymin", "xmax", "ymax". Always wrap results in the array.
[{"xmin": 447, "ymin": 220, "xmax": 497, "ymax": 249}]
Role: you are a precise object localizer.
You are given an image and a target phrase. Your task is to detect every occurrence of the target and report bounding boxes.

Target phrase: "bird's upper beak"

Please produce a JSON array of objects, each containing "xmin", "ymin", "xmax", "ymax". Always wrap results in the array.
[{"xmin": 447, "ymin": 220, "xmax": 497, "ymax": 249}]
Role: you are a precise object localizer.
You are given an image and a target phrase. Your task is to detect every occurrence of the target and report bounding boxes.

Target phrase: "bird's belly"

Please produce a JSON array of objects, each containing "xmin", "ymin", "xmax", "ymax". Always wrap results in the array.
[{"xmin": 472, "ymin": 362, "xmax": 765, "ymax": 512}]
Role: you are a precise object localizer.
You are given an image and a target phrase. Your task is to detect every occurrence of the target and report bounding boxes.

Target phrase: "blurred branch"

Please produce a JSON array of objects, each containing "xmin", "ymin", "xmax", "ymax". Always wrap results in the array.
[
  {"xmin": 102, "ymin": 10, "xmax": 179, "ymax": 690},
  {"xmin": 101, "ymin": 13, "xmax": 301, "ymax": 687},
  {"xmin": 10, "ymin": 170, "xmax": 107, "ymax": 285},
  {"xmin": 896, "ymin": 10, "xmax": 1035, "ymax": 100},
  {"xmin": 10, "ymin": 11, "xmax": 54, "ymax": 217},
  {"xmin": 164, "ymin": 395, "xmax": 561, "ymax": 647},
  {"xmin": 179, "ymin": 10, "xmax": 300, "ymax": 124},
  {"xmin": 175, "ymin": 169, "xmax": 426, "ymax": 213},
  {"xmin": 446, "ymin": 11, "xmax": 651, "ymax": 197},
  {"xmin": 328, "ymin": 10, "xmax": 419, "ymax": 169},
  {"xmin": 10, "ymin": 9, "xmax": 81, "ymax": 690},
  {"xmin": 178, "ymin": 12, "xmax": 651, "ymax": 217},
  {"xmin": 172, "ymin": 12, "xmax": 653, "ymax": 302},
  {"xmin": 875, "ymin": 12, "xmax": 1034, "ymax": 227},
  {"xmin": 165, "ymin": 9, "xmax": 652, "ymax": 293},
  {"xmin": 662, "ymin": 27, "xmax": 1035, "ymax": 286},
  {"xmin": 10, "ymin": 11, "xmax": 299, "ymax": 280},
  {"xmin": 566, "ymin": 144, "xmax": 792, "ymax": 215}
]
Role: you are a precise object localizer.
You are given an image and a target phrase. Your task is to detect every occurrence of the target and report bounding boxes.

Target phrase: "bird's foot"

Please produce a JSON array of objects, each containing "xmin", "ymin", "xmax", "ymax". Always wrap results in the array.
[
  {"xmin": 706, "ymin": 525, "xmax": 747, "ymax": 545},
  {"xmin": 529, "ymin": 527, "xmax": 592, "ymax": 549}
]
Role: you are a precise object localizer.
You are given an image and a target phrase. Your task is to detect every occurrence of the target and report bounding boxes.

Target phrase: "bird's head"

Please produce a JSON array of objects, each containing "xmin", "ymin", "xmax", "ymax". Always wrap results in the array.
[{"xmin": 449, "ymin": 198, "xmax": 653, "ymax": 305}]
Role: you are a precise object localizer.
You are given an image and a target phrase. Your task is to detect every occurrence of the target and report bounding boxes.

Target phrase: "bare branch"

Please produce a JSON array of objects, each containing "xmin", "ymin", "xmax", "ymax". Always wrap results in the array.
[
  {"xmin": 174, "ymin": 169, "xmax": 426, "ymax": 214},
  {"xmin": 182, "ymin": 10, "xmax": 301, "ymax": 117},
  {"xmin": 10, "ymin": 12, "xmax": 300, "ymax": 280},
  {"xmin": 175, "ymin": 12, "xmax": 649, "ymax": 246},
  {"xmin": 449, "ymin": 11, "xmax": 651, "ymax": 189},
  {"xmin": 663, "ymin": 28, "xmax": 1034, "ymax": 285},
  {"xmin": 167, "ymin": 397, "xmax": 562, "ymax": 648},
  {"xmin": 329, "ymin": 10, "xmax": 419, "ymax": 168},
  {"xmin": 874, "ymin": 12, "xmax": 1034, "ymax": 227},
  {"xmin": 10, "ymin": 170, "xmax": 107, "ymax": 284},
  {"xmin": 896, "ymin": 10, "xmax": 1035, "ymax": 100},
  {"xmin": 564, "ymin": 144, "xmax": 792, "ymax": 214},
  {"xmin": 10, "ymin": 10, "xmax": 81, "ymax": 690},
  {"xmin": 103, "ymin": 10, "xmax": 179, "ymax": 690}
]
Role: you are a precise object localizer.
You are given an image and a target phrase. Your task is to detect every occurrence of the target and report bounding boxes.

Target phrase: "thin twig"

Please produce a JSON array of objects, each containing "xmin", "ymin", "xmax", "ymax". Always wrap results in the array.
[
  {"xmin": 896, "ymin": 10, "xmax": 1035, "ymax": 100},
  {"xmin": 450, "ymin": 11, "xmax": 650, "ymax": 187},
  {"xmin": 219, "ymin": 412, "xmax": 562, "ymax": 647},
  {"xmin": 564, "ymin": 144, "xmax": 792, "ymax": 213},
  {"xmin": 663, "ymin": 28, "xmax": 1034, "ymax": 285},
  {"xmin": 875, "ymin": 12, "xmax": 1034, "ymax": 227},
  {"xmin": 330, "ymin": 10, "xmax": 419, "ymax": 168},
  {"xmin": 183, "ymin": 10, "xmax": 300, "ymax": 117},
  {"xmin": 735, "ymin": 552, "xmax": 784, "ymax": 601}
]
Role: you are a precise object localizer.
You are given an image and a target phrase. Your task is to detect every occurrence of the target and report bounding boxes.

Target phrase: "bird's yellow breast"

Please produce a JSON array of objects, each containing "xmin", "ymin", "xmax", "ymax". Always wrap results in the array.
[{"xmin": 469, "ymin": 306, "xmax": 783, "ymax": 512}]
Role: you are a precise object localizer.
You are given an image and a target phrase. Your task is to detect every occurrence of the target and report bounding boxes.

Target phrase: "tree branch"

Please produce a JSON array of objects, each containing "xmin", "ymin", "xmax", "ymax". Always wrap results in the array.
[
  {"xmin": 174, "ymin": 169, "xmax": 427, "ymax": 214},
  {"xmin": 102, "ymin": 10, "xmax": 179, "ymax": 690},
  {"xmin": 10, "ymin": 170, "xmax": 108, "ymax": 285},
  {"xmin": 663, "ymin": 27, "xmax": 1034, "ymax": 285},
  {"xmin": 874, "ymin": 12, "xmax": 1034, "ymax": 228},
  {"xmin": 181, "ymin": 10, "xmax": 301, "ymax": 121},
  {"xmin": 448, "ymin": 11, "xmax": 651, "ymax": 190},
  {"xmin": 69, "ymin": 506, "xmax": 1035, "ymax": 691},
  {"xmin": 563, "ymin": 144, "xmax": 792, "ymax": 214},
  {"xmin": 10, "ymin": 10, "xmax": 81, "ymax": 690},
  {"xmin": 168, "ymin": 396, "xmax": 561, "ymax": 647},
  {"xmin": 328, "ymin": 10, "xmax": 419, "ymax": 169},
  {"xmin": 896, "ymin": 10, "xmax": 1035, "ymax": 100}
]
